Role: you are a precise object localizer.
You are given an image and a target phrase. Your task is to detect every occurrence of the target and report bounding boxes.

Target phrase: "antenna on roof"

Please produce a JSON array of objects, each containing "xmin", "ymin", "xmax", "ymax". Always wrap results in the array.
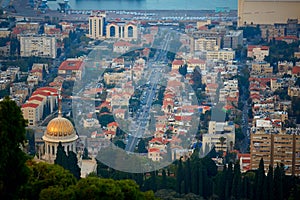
[{"xmin": 58, "ymin": 87, "xmax": 62, "ymax": 117}]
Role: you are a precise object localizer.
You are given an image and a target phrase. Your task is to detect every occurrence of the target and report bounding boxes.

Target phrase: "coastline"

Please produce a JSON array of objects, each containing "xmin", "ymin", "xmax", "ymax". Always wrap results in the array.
[{"xmin": 5, "ymin": 0, "xmax": 237, "ymax": 22}]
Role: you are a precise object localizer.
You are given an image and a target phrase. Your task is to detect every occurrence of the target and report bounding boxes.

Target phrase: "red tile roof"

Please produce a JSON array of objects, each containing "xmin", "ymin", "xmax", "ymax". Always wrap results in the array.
[
  {"xmin": 22, "ymin": 103, "xmax": 39, "ymax": 108},
  {"xmin": 172, "ymin": 60, "xmax": 184, "ymax": 65},
  {"xmin": 247, "ymin": 45, "xmax": 269, "ymax": 51},
  {"xmin": 29, "ymin": 96, "xmax": 44, "ymax": 102},
  {"xmin": 292, "ymin": 66, "xmax": 300, "ymax": 74},
  {"xmin": 113, "ymin": 41, "xmax": 133, "ymax": 47},
  {"xmin": 36, "ymin": 87, "xmax": 58, "ymax": 94},
  {"xmin": 148, "ymin": 148, "xmax": 160, "ymax": 153},
  {"xmin": 59, "ymin": 60, "xmax": 83, "ymax": 71},
  {"xmin": 107, "ymin": 122, "xmax": 118, "ymax": 127},
  {"xmin": 149, "ymin": 137, "xmax": 168, "ymax": 144},
  {"xmin": 275, "ymin": 36, "xmax": 298, "ymax": 41},
  {"xmin": 32, "ymin": 91, "xmax": 51, "ymax": 97},
  {"xmin": 31, "ymin": 69, "xmax": 43, "ymax": 73},
  {"xmin": 206, "ymin": 83, "xmax": 218, "ymax": 89},
  {"xmin": 187, "ymin": 59, "xmax": 205, "ymax": 65}
]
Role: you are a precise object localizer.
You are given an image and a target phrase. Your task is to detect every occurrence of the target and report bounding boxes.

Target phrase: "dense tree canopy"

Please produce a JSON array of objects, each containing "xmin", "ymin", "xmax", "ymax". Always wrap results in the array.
[{"xmin": 0, "ymin": 97, "xmax": 29, "ymax": 199}]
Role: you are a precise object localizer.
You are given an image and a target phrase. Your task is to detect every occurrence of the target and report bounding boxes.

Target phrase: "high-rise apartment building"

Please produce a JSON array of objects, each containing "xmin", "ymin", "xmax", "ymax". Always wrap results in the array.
[
  {"xmin": 88, "ymin": 11, "xmax": 106, "ymax": 39},
  {"xmin": 20, "ymin": 35, "xmax": 57, "ymax": 58},
  {"xmin": 238, "ymin": 0, "xmax": 300, "ymax": 26},
  {"xmin": 223, "ymin": 30, "xmax": 243, "ymax": 49},
  {"xmin": 250, "ymin": 129, "xmax": 300, "ymax": 176}
]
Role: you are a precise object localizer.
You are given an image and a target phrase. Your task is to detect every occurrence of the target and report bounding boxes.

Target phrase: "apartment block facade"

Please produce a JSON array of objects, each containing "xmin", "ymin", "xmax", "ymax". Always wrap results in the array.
[
  {"xmin": 20, "ymin": 35, "xmax": 57, "ymax": 58},
  {"xmin": 250, "ymin": 131, "xmax": 300, "ymax": 176},
  {"xmin": 223, "ymin": 30, "xmax": 243, "ymax": 49}
]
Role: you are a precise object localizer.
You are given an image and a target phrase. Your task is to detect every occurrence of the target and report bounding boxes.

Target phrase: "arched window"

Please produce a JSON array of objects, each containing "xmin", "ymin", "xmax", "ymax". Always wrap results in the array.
[
  {"xmin": 128, "ymin": 26, "xmax": 133, "ymax": 38},
  {"xmin": 48, "ymin": 144, "xmax": 50, "ymax": 154},
  {"xmin": 110, "ymin": 26, "xmax": 116, "ymax": 37}
]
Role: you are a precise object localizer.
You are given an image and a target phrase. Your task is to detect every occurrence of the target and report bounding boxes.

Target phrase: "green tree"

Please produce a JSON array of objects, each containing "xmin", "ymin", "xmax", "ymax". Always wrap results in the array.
[
  {"xmin": 217, "ymin": 165, "xmax": 227, "ymax": 200},
  {"xmin": 21, "ymin": 161, "xmax": 77, "ymax": 199},
  {"xmin": 162, "ymin": 169, "xmax": 167, "ymax": 189},
  {"xmin": 184, "ymin": 158, "xmax": 191, "ymax": 194},
  {"xmin": 116, "ymin": 179, "xmax": 141, "ymax": 200},
  {"xmin": 39, "ymin": 186, "xmax": 76, "ymax": 200},
  {"xmin": 99, "ymin": 106, "xmax": 110, "ymax": 113},
  {"xmin": 225, "ymin": 162, "xmax": 234, "ymax": 199},
  {"xmin": 274, "ymin": 164, "xmax": 284, "ymax": 200},
  {"xmin": 114, "ymin": 140, "xmax": 126, "ymax": 149},
  {"xmin": 82, "ymin": 147, "xmax": 90, "ymax": 159},
  {"xmin": 150, "ymin": 171, "xmax": 157, "ymax": 192},
  {"xmin": 178, "ymin": 64, "xmax": 187, "ymax": 76},
  {"xmin": 97, "ymin": 114, "xmax": 115, "ymax": 127},
  {"xmin": 255, "ymin": 158, "xmax": 265, "ymax": 200},
  {"xmin": 55, "ymin": 142, "xmax": 81, "ymax": 179},
  {"xmin": 232, "ymin": 162, "xmax": 242, "ymax": 200},
  {"xmin": 137, "ymin": 139, "xmax": 148, "ymax": 153},
  {"xmin": 198, "ymin": 162, "xmax": 204, "ymax": 197},
  {"xmin": 176, "ymin": 158, "xmax": 183, "ymax": 194},
  {"xmin": 267, "ymin": 165, "xmax": 274, "ymax": 200},
  {"xmin": 0, "ymin": 97, "xmax": 29, "ymax": 199},
  {"xmin": 219, "ymin": 136, "xmax": 226, "ymax": 151},
  {"xmin": 67, "ymin": 151, "xmax": 81, "ymax": 180},
  {"xmin": 75, "ymin": 177, "xmax": 124, "ymax": 199},
  {"xmin": 54, "ymin": 142, "xmax": 68, "ymax": 169}
]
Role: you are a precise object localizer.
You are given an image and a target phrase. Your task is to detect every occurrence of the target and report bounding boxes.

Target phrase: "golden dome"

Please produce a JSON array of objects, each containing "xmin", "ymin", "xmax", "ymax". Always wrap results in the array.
[{"xmin": 46, "ymin": 116, "xmax": 75, "ymax": 137}]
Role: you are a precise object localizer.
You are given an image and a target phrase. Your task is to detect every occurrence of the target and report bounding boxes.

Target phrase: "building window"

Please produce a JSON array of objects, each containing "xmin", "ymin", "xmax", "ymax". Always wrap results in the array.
[
  {"xmin": 110, "ymin": 26, "xmax": 116, "ymax": 37},
  {"xmin": 128, "ymin": 26, "xmax": 133, "ymax": 38}
]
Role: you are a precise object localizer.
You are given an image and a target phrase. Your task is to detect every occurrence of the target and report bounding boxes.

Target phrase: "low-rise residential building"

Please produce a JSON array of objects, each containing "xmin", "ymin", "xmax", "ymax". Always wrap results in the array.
[
  {"xmin": 0, "ymin": 28, "xmax": 11, "ymax": 38},
  {"xmin": 58, "ymin": 58, "xmax": 84, "ymax": 80},
  {"xmin": 113, "ymin": 41, "xmax": 133, "ymax": 54},
  {"xmin": 193, "ymin": 37, "xmax": 219, "ymax": 52},
  {"xmin": 186, "ymin": 58, "xmax": 206, "ymax": 72},
  {"xmin": 0, "ymin": 67, "xmax": 20, "ymax": 89},
  {"xmin": 172, "ymin": 59, "xmax": 184, "ymax": 70},
  {"xmin": 206, "ymin": 49, "xmax": 235, "ymax": 61},
  {"xmin": 21, "ymin": 103, "xmax": 41, "ymax": 126},
  {"xmin": 251, "ymin": 61, "xmax": 273, "ymax": 75},
  {"xmin": 202, "ymin": 121, "xmax": 235, "ymax": 152},
  {"xmin": 10, "ymin": 82, "xmax": 29, "ymax": 105},
  {"xmin": 22, "ymin": 87, "xmax": 58, "ymax": 127},
  {"xmin": 288, "ymin": 86, "xmax": 300, "ymax": 97},
  {"xmin": 278, "ymin": 61, "xmax": 293, "ymax": 75},
  {"xmin": 247, "ymin": 45, "xmax": 269, "ymax": 61},
  {"xmin": 83, "ymin": 118, "xmax": 100, "ymax": 128},
  {"xmin": 16, "ymin": 22, "xmax": 39, "ymax": 34},
  {"xmin": 27, "ymin": 74, "xmax": 39, "ymax": 86},
  {"xmin": 0, "ymin": 41, "xmax": 10, "ymax": 57}
]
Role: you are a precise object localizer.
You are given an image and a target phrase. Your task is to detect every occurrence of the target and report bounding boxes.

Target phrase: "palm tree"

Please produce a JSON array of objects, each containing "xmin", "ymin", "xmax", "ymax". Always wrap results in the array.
[
  {"xmin": 230, "ymin": 141, "xmax": 234, "ymax": 151},
  {"xmin": 219, "ymin": 136, "xmax": 226, "ymax": 151}
]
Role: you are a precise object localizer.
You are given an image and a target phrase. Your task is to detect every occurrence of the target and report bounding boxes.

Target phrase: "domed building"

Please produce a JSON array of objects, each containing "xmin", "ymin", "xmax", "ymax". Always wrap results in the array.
[{"xmin": 42, "ymin": 94, "xmax": 78, "ymax": 163}]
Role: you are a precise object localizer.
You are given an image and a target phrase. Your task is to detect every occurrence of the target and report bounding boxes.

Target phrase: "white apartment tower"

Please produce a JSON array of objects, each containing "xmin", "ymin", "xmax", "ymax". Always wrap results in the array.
[{"xmin": 88, "ymin": 11, "xmax": 106, "ymax": 39}]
